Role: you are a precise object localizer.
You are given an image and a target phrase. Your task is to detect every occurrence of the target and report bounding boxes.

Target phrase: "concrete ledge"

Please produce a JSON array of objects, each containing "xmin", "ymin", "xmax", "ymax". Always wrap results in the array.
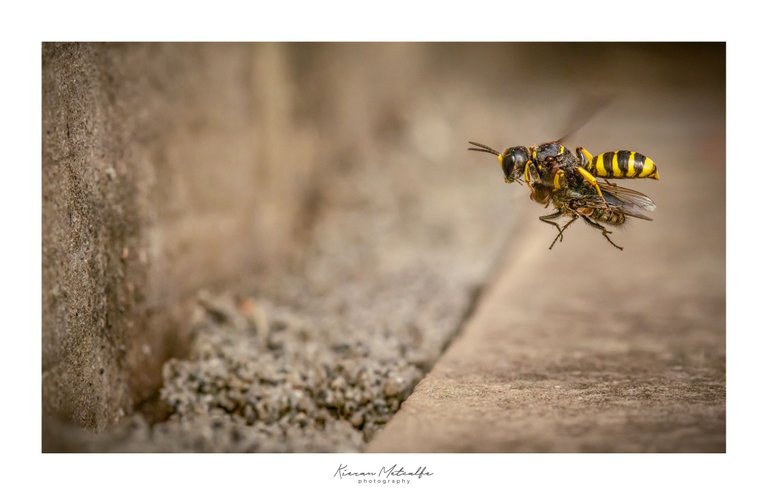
[{"xmin": 367, "ymin": 96, "xmax": 725, "ymax": 453}]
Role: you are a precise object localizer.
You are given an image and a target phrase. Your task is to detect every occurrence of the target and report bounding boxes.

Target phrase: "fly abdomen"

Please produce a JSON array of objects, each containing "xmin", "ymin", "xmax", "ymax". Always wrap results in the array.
[
  {"xmin": 594, "ymin": 207, "xmax": 625, "ymax": 225},
  {"xmin": 575, "ymin": 206, "xmax": 626, "ymax": 226},
  {"xmin": 590, "ymin": 150, "xmax": 659, "ymax": 180}
]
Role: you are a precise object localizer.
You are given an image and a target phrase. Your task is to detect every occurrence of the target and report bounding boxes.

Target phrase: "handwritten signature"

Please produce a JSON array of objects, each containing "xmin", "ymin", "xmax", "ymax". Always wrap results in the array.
[{"xmin": 334, "ymin": 463, "xmax": 433, "ymax": 483}]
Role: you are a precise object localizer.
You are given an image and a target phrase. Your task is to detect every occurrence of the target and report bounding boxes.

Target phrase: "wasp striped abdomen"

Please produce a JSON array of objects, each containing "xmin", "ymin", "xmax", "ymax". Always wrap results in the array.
[{"xmin": 589, "ymin": 150, "xmax": 659, "ymax": 180}]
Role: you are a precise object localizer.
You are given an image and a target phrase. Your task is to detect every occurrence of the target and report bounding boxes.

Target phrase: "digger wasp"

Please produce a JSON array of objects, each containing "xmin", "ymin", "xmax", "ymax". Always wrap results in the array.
[{"xmin": 468, "ymin": 99, "xmax": 659, "ymax": 251}]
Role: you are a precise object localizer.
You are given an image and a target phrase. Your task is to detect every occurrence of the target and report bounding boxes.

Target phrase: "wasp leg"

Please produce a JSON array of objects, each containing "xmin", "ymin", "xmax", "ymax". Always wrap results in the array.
[
  {"xmin": 580, "ymin": 215, "xmax": 624, "ymax": 251},
  {"xmin": 576, "ymin": 147, "xmax": 593, "ymax": 169},
  {"xmin": 576, "ymin": 167, "xmax": 609, "ymax": 207},
  {"xmin": 553, "ymin": 169, "xmax": 567, "ymax": 191},
  {"xmin": 523, "ymin": 160, "xmax": 536, "ymax": 194}
]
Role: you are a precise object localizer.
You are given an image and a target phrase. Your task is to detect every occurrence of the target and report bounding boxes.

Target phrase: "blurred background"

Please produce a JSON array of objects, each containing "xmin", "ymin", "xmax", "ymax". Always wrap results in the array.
[{"xmin": 42, "ymin": 43, "xmax": 724, "ymax": 451}]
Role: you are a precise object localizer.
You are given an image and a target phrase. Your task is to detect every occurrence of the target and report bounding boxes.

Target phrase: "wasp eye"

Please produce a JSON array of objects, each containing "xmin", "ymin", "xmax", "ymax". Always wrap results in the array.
[{"xmin": 501, "ymin": 156, "xmax": 513, "ymax": 178}]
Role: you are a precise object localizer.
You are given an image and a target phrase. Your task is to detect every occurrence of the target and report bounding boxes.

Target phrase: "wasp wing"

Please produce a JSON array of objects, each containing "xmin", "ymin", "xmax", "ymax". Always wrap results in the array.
[
  {"xmin": 555, "ymin": 94, "xmax": 616, "ymax": 144},
  {"xmin": 600, "ymin": 182, "xmax": 656, "ymax": 221}
]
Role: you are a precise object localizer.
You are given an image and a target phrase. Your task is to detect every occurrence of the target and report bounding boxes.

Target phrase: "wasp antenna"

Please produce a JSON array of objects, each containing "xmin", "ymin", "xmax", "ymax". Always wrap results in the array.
[
  {"xmin": 467, "ymin": 141, "xmax": 501, "ymax": 155},
  {"xmin": 468, "ymin": 147, "xmax": 500, "ymax": 156}
]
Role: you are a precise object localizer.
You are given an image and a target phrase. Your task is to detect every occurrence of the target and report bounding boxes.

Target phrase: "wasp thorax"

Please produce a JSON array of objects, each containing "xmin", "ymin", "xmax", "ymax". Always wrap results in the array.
[
  {"xmin": 500, "ymin": 146, "xmax": 530, "ymax": 183},
  {"xmin": 533, "ymin": 142, "xmax": 565, "ymax": 162}
]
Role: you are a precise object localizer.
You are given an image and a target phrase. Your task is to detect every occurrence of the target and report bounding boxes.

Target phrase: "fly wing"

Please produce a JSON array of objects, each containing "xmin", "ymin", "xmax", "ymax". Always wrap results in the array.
[
  {"xmin": 600, "ymin": 182, "xmax": 656, "ymax": 211},
  {"xmin": 600, "ymin": 182, "xmax": 656, "ymax": 220}
]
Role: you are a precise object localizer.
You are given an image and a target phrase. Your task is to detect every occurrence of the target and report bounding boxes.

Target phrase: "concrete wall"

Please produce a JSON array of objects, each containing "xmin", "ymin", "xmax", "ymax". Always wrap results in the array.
[
  {"xmin": 42, "ymin": 42, "xmax": 439, "ymax": 431},
  {"xmin": 42, "ymin": 43, "xmax": 328, "ymax": 429}
]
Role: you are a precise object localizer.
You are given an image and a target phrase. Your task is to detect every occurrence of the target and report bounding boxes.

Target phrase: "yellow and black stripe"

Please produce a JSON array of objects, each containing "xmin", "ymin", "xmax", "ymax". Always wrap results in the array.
[{"xmin": 590, "ymin": 150, "xmax": 659, "ymax": 180}]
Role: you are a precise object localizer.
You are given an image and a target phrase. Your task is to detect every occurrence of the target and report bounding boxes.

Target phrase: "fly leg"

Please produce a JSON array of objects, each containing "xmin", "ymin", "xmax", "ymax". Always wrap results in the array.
[
  {"xmin": 539, "ymin": 211, "xmax": 576, "ymax": 250},
  {"xmin": 539, "ymin": 211, "xmax": 563, "ymax": 238},
  {"xmin": 580, "ymin": 215, "xmax": 624, "ymax": 251},
  {"xmin": 548, "ymin": 216, "xmax": 578, "ymax": 249}
]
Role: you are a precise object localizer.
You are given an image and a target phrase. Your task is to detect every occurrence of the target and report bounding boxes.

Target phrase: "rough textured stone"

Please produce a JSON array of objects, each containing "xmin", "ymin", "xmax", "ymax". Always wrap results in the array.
[{"xmin": 41, "ymin": 43, "xmax": 358, "ymax": 430}]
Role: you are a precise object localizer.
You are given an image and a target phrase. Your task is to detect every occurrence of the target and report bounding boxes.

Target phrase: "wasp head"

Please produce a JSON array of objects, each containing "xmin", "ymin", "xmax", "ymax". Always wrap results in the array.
[
  {"xmin": 468, "ymin": 141, "xmax": 529, "ymax": 184},
  {"xmin": 499, "ymin": 146, "xmax": 530, "ymax": 183}
]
